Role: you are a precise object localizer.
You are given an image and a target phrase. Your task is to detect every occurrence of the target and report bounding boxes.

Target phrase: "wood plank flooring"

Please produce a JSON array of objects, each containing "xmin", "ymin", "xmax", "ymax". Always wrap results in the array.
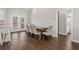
[{"xmin": 0, "ymin": 32, "xmax": 79, "ymax": 50}]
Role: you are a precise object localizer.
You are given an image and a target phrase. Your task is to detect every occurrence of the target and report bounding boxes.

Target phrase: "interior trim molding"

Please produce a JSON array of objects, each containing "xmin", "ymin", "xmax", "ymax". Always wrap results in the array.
[
  {"xmin": 71, "ymin": 40, "xmax": 79, "ymax": 43},
  {"xmin": 59, "ymin": 32, "xmax": 67, "ymax": 35}
]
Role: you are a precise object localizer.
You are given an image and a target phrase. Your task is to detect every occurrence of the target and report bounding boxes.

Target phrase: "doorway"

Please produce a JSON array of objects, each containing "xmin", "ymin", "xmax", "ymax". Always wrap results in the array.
[{"xmin": 57, "ymin": 9, "xmax": 73, "ymax": 37}]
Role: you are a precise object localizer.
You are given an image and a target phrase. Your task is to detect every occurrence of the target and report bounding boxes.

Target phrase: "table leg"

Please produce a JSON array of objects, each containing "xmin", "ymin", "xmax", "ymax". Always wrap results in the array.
[
  {"xmin": 39, "ymin": 32, "xmax": 43, "ymax": 40},
  {"xmin": 8, "ymin": 32, "xmax": 12, "ymax": 45},
  {"xmin": 1, "ymin": 33, "xmax": 6, "ymax": 46},
  {"xmin": 39, "ymin": 34, "xmax": 42, "ymax": 40}
]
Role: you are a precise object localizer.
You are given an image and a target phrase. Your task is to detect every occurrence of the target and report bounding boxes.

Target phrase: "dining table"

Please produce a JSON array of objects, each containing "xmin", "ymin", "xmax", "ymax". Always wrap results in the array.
[{"xmin": 36, "ymin": 27, "xmax": 48, "ymax": 40}]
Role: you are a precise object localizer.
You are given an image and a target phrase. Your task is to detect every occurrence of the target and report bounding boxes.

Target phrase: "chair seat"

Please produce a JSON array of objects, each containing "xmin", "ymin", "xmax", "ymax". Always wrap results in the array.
[
  {"xmin": 33, "ymin": 31, "xmax": 40, "ymax": 34},
  {"xmin": 43, "ymin": 32, "xmax": 50, "ymax": 35}
]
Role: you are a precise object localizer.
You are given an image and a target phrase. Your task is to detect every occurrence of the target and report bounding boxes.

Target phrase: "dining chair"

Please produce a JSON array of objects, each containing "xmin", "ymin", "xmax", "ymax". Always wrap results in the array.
[
  {"xmin": 26, "ymin": 24, "xmax": 30, "ymax": 35},
  {"xmin": 26, "ymin": 24, "xmax": 33, "ymax": 37},
  {"xmin": 31, "ymin": 25, "xmax": 40, "ymax": 40},
  {"xmin": 42, "ymin": 26, "xmax": 53, "ymax": 40},
  {"xmin": 0, "ymin": 28, "xmax": 11, "ymax": 46},
  {"xmin": 0, "ymin": 20, "xmax": 11, "ymax": 46}
]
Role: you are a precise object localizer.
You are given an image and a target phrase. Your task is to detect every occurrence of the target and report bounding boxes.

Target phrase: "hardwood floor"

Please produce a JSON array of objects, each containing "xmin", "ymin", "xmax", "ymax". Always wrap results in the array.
[{"xmin": 0, "ymin": 32, "xmax": 79, "ymax": 50}]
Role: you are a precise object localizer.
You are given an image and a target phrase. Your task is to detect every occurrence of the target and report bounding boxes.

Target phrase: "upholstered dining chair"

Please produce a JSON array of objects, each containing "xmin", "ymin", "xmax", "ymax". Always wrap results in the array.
[
  {"xmin": 42, "ymin": 26, "xmax": 53, "ymax": 40},
  {"xmin": 30, "ymin": 24, "xmax": 40, "ymax": 40},
  {"xmin": 26, "ymin": 24, "xmax": 33, "ymax": 37},
  {"xmin": 0, "ymin": 20, "xmax": 11, "ymax": 46},
  {"xmin": 0, "ymin": 28, "xmax": 11, "ymax": 46},
  {"xmin": 26, "ymin": 24, "xmax": 29, "ymax": 35}
]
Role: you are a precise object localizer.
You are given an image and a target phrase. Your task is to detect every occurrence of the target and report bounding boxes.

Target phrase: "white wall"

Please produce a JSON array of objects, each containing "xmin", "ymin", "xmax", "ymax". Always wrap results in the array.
[
  {"xmin": 31, "ymin": 8, "xmax": 58, "ymax": 37},
  {"xmin": 72, "ymin": 8, "xmax": 79, "ymax": 43},
  {"xmin": 0, "ymin": 9, "xmax": 4, "ymax": 20},
  {"xmin": 0, "ymin": 8, "xmax": 6, "ymax": 21}
]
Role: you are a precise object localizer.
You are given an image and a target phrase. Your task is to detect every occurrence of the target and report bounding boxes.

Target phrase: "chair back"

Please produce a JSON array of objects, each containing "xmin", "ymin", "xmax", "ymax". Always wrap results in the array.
[
  {"xmin": 26, "ymin": 25, "xmax": 29, "ymax": 32},
  {"xmin": 27, "ymin": 24, "xmax": 33, "ymax": 33},
  {"xmin": 47, "ymin": 26, "xmax": 53, "ymax": 35},
  {"xmin": 30, "ymin": 24, "xmax": 36, "ymax": 33}
]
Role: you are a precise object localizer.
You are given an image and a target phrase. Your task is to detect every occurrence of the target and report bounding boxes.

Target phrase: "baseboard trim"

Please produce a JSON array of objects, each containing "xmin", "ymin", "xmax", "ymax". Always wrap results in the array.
[
  {"xmin": 71, "ymin": 40, "xmax": 79, "ymax": 43},
  {"xmin": 52, "ymin": 34, "xmax": 58, "ymax": 37},
  {"xmin": 59, "ymin": 32, "xmax": 67, "ymax": 35}
]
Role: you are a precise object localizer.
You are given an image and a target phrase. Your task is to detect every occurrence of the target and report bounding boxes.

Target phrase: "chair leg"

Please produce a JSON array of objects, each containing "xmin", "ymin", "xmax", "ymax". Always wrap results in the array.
[
  {"xmin": 49, "ymin": 35, "xmax": 52, "ymax": 40},
  {"xmin": 0, "ymin": 33, "xmax": 6, "ymax": 46},
  {"xmin": 25, "ymin": 31, "xmax": 28, "ymax": 35},
  {"xmin": 35, "ymin": 35, "xmax": 37, "ymax": 40},
  {"xmin": 32, "ymin": 33, "xmax": 35, "ymax": 39},
  {"xmin": 39, "ymin": 35, "xmax": 41, "ymax": 40},
  {"xmin": 1, "ymin": 33, "xmax": 4, "ymax": 46},
  {"xmin": 4, "ymin": 33, "xmax": 7, "ymax": 43},
  {"xmin": 27, "ymin": 32, "xmax": 31, "ymax": 37},
  {"xmin": 8, "ymin": 32, "xmax": 12, "ymax": 45},
  {"xmin": 34, "ymin": 35, "xmax": 39, "ymax": 40},
  {"xmin": 42, "ymin": 35, "xmax": 45, "ymax": 40}
]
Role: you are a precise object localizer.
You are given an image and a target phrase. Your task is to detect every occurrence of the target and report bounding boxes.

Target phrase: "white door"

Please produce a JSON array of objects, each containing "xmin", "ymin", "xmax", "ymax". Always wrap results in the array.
[{"xmin": 58, "ymin": 10, "xmax": 67, "ymax": 35}]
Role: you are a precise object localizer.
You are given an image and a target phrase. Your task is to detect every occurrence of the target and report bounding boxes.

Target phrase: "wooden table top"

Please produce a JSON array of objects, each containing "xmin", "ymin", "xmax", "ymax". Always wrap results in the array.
[{"xmin": 36, "ymin": 27, "xmax": 48, "ymax": 33}]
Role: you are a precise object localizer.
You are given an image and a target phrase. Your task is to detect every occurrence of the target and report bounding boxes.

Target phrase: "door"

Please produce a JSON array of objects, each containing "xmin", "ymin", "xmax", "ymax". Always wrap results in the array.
[{"xmin": 58, "ymin": 10, "xmax": 67, "ymax": 35}]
